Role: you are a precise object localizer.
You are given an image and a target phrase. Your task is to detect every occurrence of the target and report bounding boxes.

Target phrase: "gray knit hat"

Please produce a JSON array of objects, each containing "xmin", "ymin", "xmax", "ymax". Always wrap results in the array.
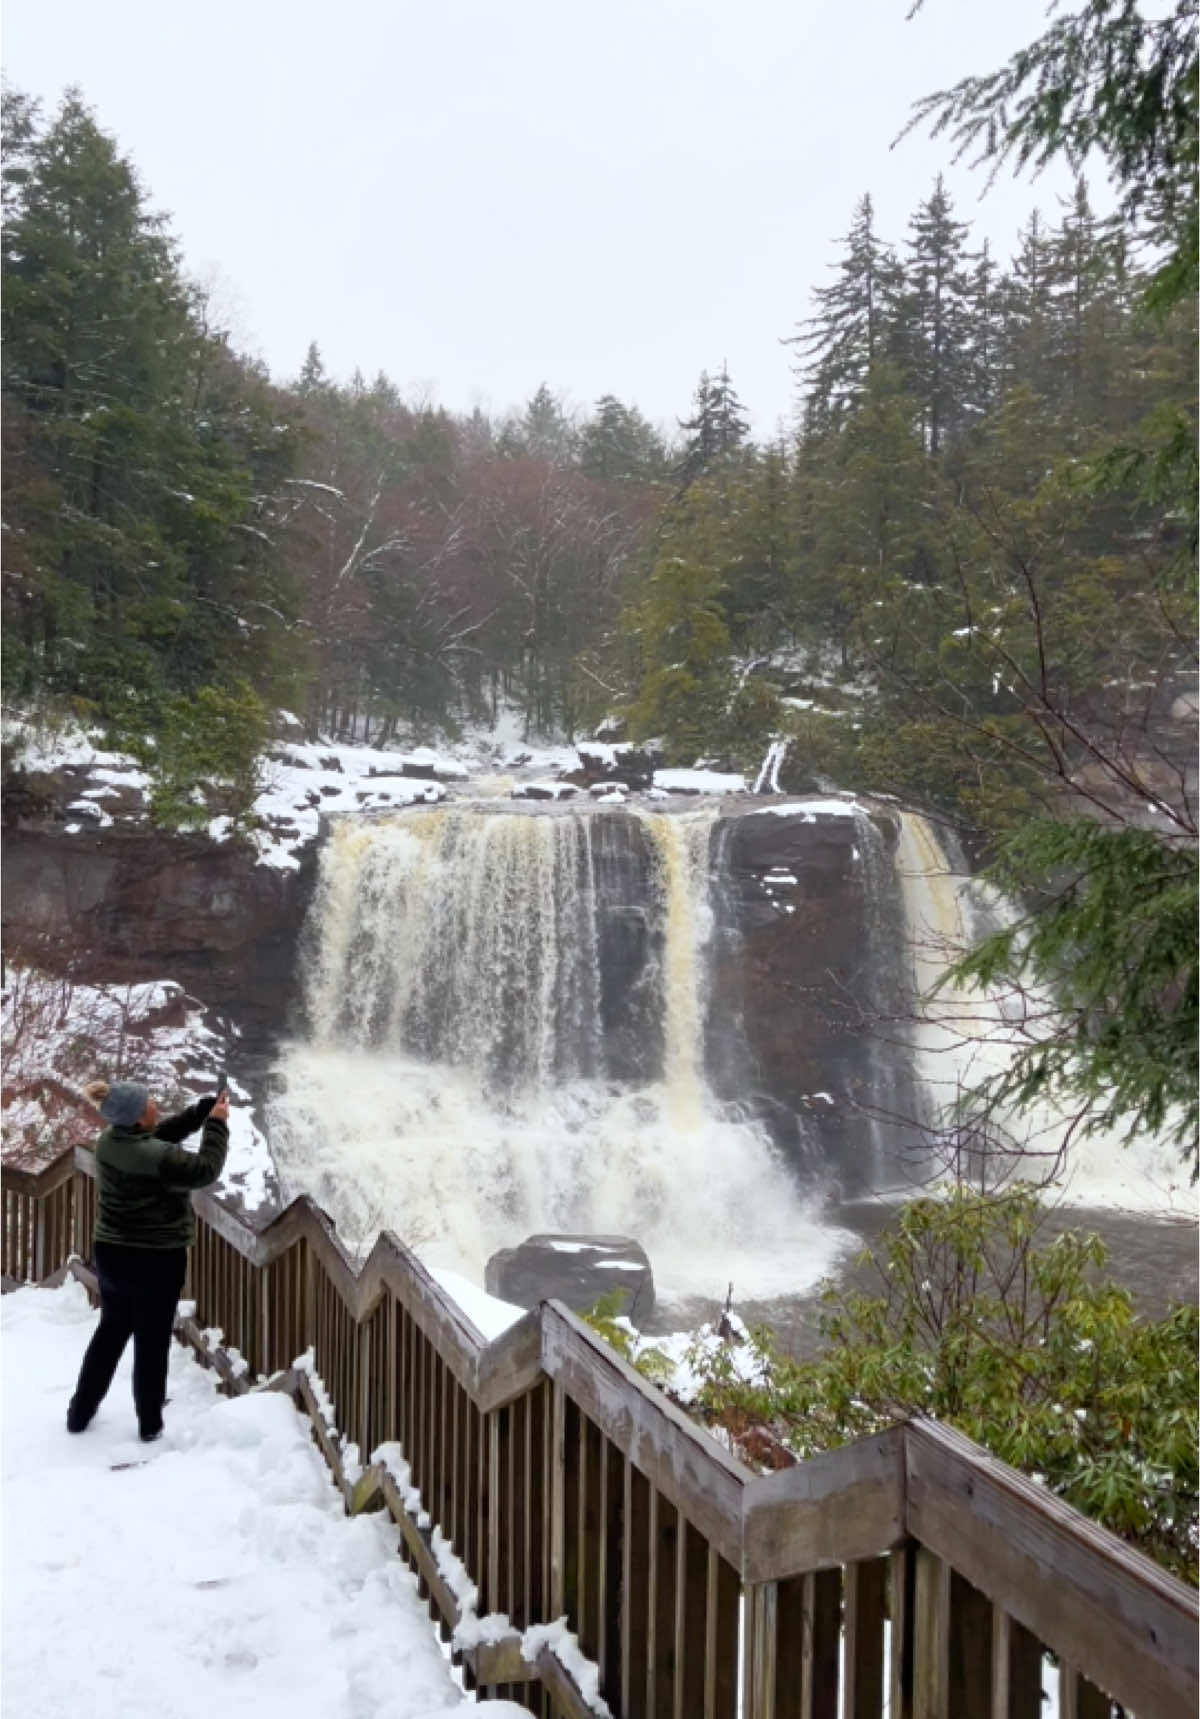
[{"xmin": 98, "ymin": 1082, "xmax": 150, "ymax": 1127}]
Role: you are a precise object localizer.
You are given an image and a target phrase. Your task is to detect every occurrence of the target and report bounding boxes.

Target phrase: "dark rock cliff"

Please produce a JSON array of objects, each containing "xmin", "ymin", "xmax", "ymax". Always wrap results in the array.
[
  {"xmin": 1, "ymin": 817, "xmax": 319, "ymax": 1063},
  {"xmin": 705, "ymin": 804, "xmax": 923, "ymax": 1193},
  {"xmin": 3, "ymin": 772, "xmax": 926, "ymax": 1194}
]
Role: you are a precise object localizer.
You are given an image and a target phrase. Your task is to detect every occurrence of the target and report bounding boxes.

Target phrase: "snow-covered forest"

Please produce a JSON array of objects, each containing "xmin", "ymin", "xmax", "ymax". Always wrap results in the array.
[
  {"xmin": 5, "ymin": 90, "xmax": 1193, "ymax": 785},
  {"xmin": 5, "ymin": 69, "xmax": 1195, "ymax": 1166}
]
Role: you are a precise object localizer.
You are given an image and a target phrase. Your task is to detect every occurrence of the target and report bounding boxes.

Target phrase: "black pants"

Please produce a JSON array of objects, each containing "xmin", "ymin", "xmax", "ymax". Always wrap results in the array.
[{"xmin": 69, "ymin": 1242, "xmax": 187, "ymax": 1436}]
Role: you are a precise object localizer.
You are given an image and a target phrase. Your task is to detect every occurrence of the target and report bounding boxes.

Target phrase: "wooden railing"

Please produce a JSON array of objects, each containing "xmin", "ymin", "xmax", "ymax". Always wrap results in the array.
[{"xmin": 3, "ymin": 1148, "xmax": 1196, "ymax": 1718}]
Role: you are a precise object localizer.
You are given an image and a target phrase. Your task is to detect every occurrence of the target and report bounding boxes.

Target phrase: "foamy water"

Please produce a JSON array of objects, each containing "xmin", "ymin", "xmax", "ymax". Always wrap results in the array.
[
  {"xmin": 267, "ymin": 1048, "xmax": 855, "ymax": 1298},
  {"xmin": 266, "ymin": 799, "xmax": 1189, "ymax": 1304},
  {"xmin": 268, "ymin": 803, "xmax": 858, "ymax": 1298},
  {"xmin": 896, "ymin": 812, "xmax": 1191, "ymax": 1216}
]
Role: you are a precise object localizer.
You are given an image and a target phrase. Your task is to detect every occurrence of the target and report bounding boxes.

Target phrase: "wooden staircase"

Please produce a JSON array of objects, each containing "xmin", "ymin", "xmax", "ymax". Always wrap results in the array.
[{"xmin": 4, "ymin": 1147, "xmax": 1195, "ymax": 1718}]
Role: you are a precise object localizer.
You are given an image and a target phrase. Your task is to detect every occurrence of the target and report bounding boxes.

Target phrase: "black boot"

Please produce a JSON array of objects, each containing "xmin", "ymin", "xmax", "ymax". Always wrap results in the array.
[{"xmin": 66, "ymin": 1399, "xmax": 92, "ymax": 1434}]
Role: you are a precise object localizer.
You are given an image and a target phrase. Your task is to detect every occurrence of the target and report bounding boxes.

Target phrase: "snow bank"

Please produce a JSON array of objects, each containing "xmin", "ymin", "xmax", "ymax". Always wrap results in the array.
[
  {"xmin": 2, "ymin": 715, "xmax": 146, "ymax": 781},
  {"xmin": 576, "ymin": 741, "xmax": 634, "ymax": 768},
  {"xmin": 250, "ymin": 749, "xmax": 445, "ymax": 871},
  {"xmin": 429, "ymin": 1268, "xmax": 525, "ymax": 1341},
  {"xmin": 2, "ymin": 1279, "xmax": 523, "ymax": 1719},
  {"xmin": 749, "ymin": 797, "xmax": 867, "ymax": 819},
  {"xmin": 1, "ymin": 711, "xmax": 467, "ymax": 873},
  {"xmin": 652, "ymin": 768, "xmax": 747, "ymax": 795}
]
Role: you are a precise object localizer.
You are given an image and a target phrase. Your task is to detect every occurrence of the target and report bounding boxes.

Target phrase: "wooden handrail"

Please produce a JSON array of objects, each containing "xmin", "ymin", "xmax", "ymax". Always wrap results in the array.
[
  {"xmin": 742, "ymin": 1428, "xmax": 906, "ymax": 1582},
  {"xmin": 1, "ymin": 1150, "xmax": 78, "ymax": 1199},
  {"xmin": 4, "ymin": 1145, "xmax": 1195, "ymax": 1717},
  {"xmin": 905, "ymin": 1418, "xmax": 1197, "ymax": 1718}
]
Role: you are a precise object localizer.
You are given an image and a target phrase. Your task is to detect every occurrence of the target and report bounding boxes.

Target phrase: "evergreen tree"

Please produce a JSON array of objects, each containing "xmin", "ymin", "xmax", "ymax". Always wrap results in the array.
[
  {"xmin": 1, "ymin": 85, "xmax": 39, "ymax": 222},
  {"xmin": 624, "ymin": 495, "xmax": 736, "ymax": 760},
  {"xmin": 297, "ymin": 340, "xmax": 329, "ymax": 396},
  {"xmin": 676, "ymin": 369, "xmax": 718, "ymax": 486},
  {"xmin": 909, "ymin": 0, "xmax": 1197, "ymax": 309},
  {"xmin": 790, "ymin": 193, "xmax": 904, "ymax": 430},
  {"xmin": 1043, "ymin": 179, "xmax": 1131, "ymax": 423},
  {"xmin": 3, "ymin": 91, "xmax": 203, "ymax": 696},
  {"xmin": 676, "ymin": 363, "xmax": 749, "ymax": 486},
  {"xmin": 578, "ymin": 395, "xmax": 666, "ymax": 481},
  {"xmin": 997, "ymin": 211, "xmax": 1055, "ymax": 395},
  {"xmin": 1, "ymin": 88, "xmax": 303, "ymax": 801},
  {"xmin": 803, "ymin": 363, "xmax": 941, "ymax": 667},
  {"xmin": 709, "ymin": 363, "xmax": 750, "ymax": 456},
  {"xmin": 498, "ymin": 382, "xmax": 577, "ymax": 466},
  {"xmin": 899, "ymin": 177, "xmax": 974, "ymax": 453},
  {"xmin": 963, "ymin": 240, "xmax": 1003, "ymax": 418}
]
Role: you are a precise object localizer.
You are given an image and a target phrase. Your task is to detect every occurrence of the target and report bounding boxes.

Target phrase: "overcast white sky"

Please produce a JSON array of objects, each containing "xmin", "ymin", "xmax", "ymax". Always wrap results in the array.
[{"xmin": 4, "ymin": 0, "xmax": 1094, "ymax": 434}]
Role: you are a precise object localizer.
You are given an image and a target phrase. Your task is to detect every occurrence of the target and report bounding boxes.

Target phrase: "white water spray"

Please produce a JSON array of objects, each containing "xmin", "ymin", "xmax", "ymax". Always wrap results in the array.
[
  {"xmin": 268, "ymin": 805, "xmax": 853, "ymax": 1296},
  {"xmin": 896, "ymin": 811, "xmax": 1188, "ymax": 1211}
]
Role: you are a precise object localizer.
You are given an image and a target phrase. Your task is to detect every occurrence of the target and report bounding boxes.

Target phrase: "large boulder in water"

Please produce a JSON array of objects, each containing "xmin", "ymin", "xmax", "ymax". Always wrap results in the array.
[{"xmin": 485, "ymin": 1234, "xmax": 655, "ymax": 1319}]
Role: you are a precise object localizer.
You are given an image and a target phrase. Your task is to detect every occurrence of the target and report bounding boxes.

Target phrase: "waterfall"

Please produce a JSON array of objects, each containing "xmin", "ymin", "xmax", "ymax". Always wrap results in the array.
[
  {"xmin": 638, "ymin": 811, "xmax": 713, "ymax": 1128},
  {"xmin": 268, "ymin": 804, "xmax": 853, "ymax": 1296},
  {"xmin": 895, "ymin": 811, "xmax": 1187, "ymax": 1209},
  {"xmin": 302, "ymin": 810, "xmax": 605, "ymax": 1088}
]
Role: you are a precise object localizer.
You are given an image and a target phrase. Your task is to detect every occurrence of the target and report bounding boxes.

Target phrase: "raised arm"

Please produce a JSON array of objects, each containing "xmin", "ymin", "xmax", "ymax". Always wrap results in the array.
[
  {"xmin": 156, "ymin": 1100, "xmax": 229, "ymax": 1191},
  {"xmin": 155, "ymin": 1095, "xmax": 217, "ymax": 1145}
]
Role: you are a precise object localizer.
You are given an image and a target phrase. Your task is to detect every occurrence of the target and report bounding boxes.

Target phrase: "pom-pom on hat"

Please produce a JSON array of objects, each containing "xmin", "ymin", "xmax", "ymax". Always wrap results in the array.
[{"xmin": 97, "ymin": 1081, "xmax": 150, "ymax": 1127}]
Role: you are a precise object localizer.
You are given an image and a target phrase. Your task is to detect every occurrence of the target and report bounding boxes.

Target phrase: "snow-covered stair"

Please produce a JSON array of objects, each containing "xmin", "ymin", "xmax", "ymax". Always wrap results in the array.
[{"xmin": 2, "ymin": 1280, "xmax": 529, "ymax": 1719}]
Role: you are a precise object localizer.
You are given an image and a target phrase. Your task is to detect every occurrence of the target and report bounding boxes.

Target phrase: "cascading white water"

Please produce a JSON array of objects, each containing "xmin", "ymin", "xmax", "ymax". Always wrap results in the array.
[
  {"xmin": 302, "ymin": 811, "xmax": 605, "ymax": 1087},
  {"xmin": 267, "ymin": 805, "xmax": 854, "ymax": 1296},
  {"xmin": 896, "ymin": 811, "xmax": 1188, "ymax": 1211}
]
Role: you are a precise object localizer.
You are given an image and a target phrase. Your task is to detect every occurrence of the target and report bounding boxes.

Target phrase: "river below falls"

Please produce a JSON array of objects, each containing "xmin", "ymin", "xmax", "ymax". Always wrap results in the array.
[{"xmin": 638, "ymin": 1204, "xmax": 1199, "ymax": 1357}]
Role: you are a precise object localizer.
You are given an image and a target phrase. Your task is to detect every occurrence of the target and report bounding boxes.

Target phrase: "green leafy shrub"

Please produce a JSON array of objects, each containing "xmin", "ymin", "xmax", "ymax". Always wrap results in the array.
[
  {"xmin": 581, "ymin": 1291, "xmax": 674, "ymax": 1386},
  {"xmin": 688, "ymin": 1186, "xmax": 1198, "ymax": 1582}
]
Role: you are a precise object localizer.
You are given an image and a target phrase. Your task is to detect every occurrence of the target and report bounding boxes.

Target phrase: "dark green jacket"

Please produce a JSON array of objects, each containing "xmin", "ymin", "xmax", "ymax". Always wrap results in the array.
[{"xmin": 92, "ymin": 1101, "xmax": 229, "ymax": 1250}]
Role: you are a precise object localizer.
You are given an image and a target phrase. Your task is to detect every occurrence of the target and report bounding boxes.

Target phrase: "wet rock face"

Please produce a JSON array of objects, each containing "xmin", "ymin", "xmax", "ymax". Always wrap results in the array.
[
  {"xmin": 1, "ymin": 826, "xmax": 319, "ymax": 1061},
  {"xmin": 590, "ymin": 812, "xmax": 665, "ymax": 1083},
  {"xmin": 705, "ymin": 806, "xmax": 920, "ymax": 1193},
  {"xmin": 485, "ymin": 1234, "xmax": 655, "ymax": 1318}
]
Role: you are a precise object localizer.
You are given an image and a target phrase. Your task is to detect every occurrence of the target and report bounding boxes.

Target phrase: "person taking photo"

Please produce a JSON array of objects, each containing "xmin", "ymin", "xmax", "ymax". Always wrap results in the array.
[{"xmin": 67, "ymin": 1079, "xmax": 230, "ymax": 1443}]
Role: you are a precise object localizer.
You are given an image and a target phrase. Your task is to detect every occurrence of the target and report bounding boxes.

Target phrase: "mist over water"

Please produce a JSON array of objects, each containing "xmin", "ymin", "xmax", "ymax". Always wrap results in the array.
[
  {"xmin": 267, "ymin": 801, "xmax": 1188, "ymax": 1303},
  {"xmin": 268, "ymin": 805, "xmax": 856, "ymax": 1298}
]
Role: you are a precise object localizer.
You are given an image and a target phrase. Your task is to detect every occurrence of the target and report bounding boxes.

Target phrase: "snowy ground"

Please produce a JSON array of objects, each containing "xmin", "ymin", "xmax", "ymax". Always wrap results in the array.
[
  {"xmin": 1, "ymin": 1279, "xmax": 530, "ymax": 1719},
  {"xmin": 3, "ymin": 1281, "xmax": 1082, "ymax": 1719},
  {"xmin": 3, "ymin": 708, "xmax": 755, "ymax": 874}
]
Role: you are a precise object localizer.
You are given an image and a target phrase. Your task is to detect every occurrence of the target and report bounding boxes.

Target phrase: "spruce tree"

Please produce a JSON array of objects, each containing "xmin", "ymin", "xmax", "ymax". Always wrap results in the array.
[
  {"xmin": 3, "ymin": 90, "xmax": 197, "ymax": 696},
  {"xmin": 676, "ymin": 363, "xmax": 749, "ymax": 486},
  {"xmin": 900, "ymin": 176, "xmax": 974, "ymax": 454},
  {"xmin": 790, "ymin": 193, "xmax": 904, "ymax": 430},
  {"xmin": 998, "ymin": 211, "xmax": 1055, "ymax": 395},
  {"xmin": 624, "ymin": 491, "xmax": 736, "ymax": 759},
  {"xmin": 709, "ymin": 363, "xmax": 749, "ymax": 455},
  {"xmin": 1045, "ymin": 179, "xmax": 1130, "ymax": 423},
  {"xmin": 1, "ymin": 87, "xmax": 302, "ymax": 788},
  {"xmin": 297, "ymin": 340, "xmax": 329, "ymax": 395},
  {"xmin": 963, "ymin": 240, "xmax": 1003, "ymax": 419},
  {"xmin": 676, "ymin": 370, "xmax": 718, "ymax": 485},
  {"xmin": 578, "ymin": 395, "xmax": 665, "ymax": 481},
  {"xmin": 501, "ymin": 382, "xmax": 577, "ymax": 466}
]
